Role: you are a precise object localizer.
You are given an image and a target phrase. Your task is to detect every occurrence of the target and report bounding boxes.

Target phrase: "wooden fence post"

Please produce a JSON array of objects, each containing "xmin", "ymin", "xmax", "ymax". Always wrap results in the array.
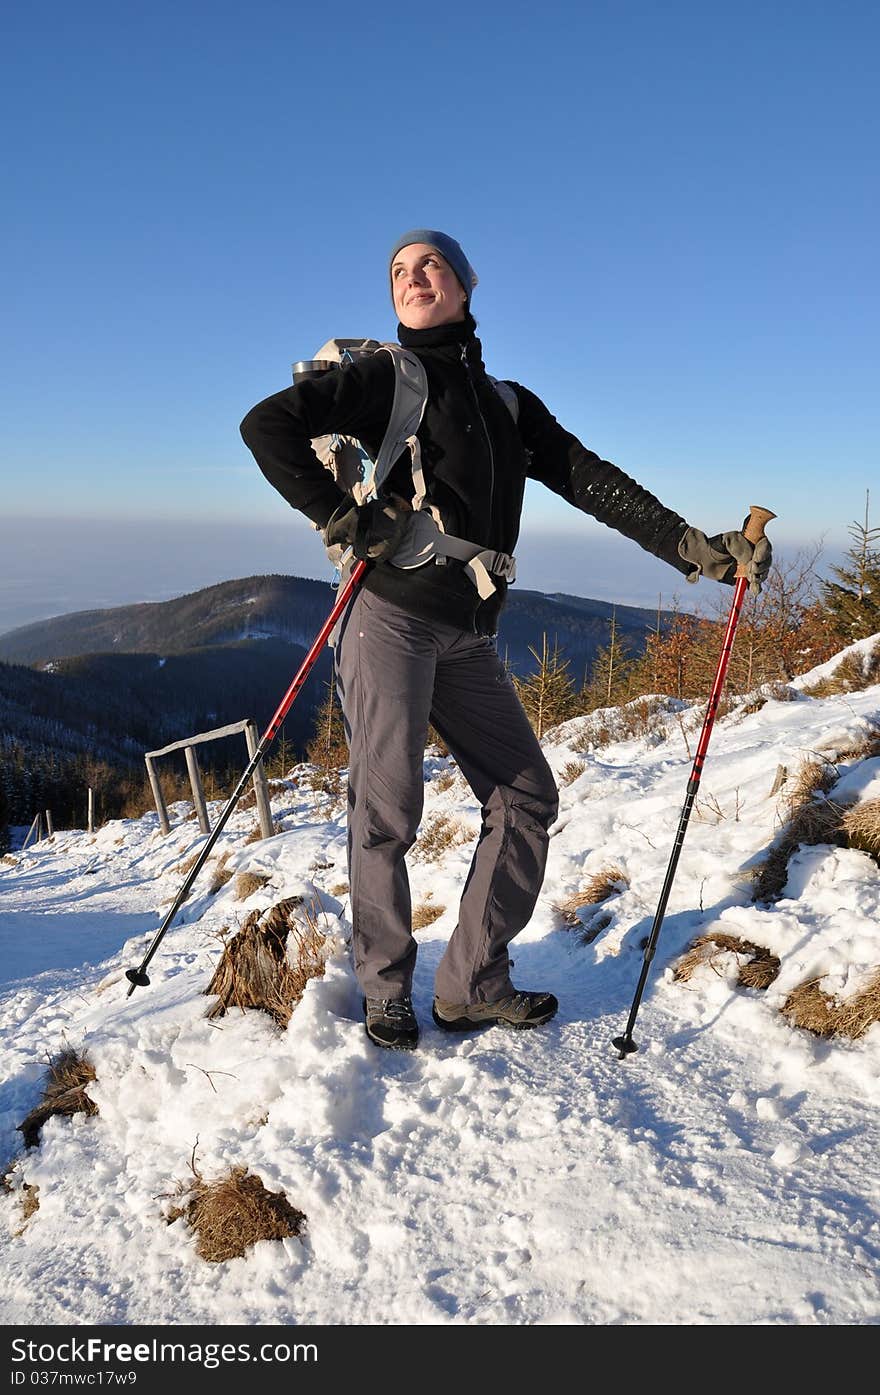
[
  {"xmin": 87, "ymin": 786, "xmax": 95, "ymax": 835},
  {"xmin": 185, "ymin": 745, "xmax": 211, "ymax": 835},
  {"xmin": 22, "ymin": 813, "xmax": 41, "ymax": 851},
  {"xmin": 45, "ymin": 810, "xmax": 54, "ymax": 838},
  {"xmin": 144, "ymin": 757, "xmax": 170, "ymax": 835},
  {"xmin": 145, "ymin": 719, "xmax": 274, "ymax": 837},
  {"xmin": 245, "ymin": 719, "xmax": 274, "ymax": 840}
]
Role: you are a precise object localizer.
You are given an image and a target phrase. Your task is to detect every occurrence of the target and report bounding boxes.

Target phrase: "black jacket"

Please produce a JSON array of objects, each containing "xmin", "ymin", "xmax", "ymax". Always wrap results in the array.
[{"xmin": 240, "ymin": 314, "xmax": 693, "ymax": 634}]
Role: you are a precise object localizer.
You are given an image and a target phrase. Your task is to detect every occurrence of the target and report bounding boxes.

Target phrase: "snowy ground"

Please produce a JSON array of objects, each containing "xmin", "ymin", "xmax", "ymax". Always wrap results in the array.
[{"xmin": 1, "ymin": 638, "xmax": 879, "ymax": 1327}]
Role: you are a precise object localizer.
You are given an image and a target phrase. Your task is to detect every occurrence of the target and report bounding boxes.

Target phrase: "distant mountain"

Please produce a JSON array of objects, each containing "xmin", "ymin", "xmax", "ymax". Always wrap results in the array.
[
  {"xmin": 0, "ymin": 573, "xmax": 686, "ymax": 835},
  {"xmin": 497, "ymin": 588, "xmax": 672, "ymax": 685},
  {"xmin": 0, "ymin": 575, "xmax": 333, "ymax": 665},
  {"xmin": 0, "ymin": 572, "xmax": 680, "ymax": 680}
]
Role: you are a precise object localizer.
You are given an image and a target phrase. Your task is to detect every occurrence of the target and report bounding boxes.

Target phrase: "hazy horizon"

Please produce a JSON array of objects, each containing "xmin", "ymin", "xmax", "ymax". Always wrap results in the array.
[{"xmin": 0, "ymin": 512, "xmax": 842, "ymax": 640}]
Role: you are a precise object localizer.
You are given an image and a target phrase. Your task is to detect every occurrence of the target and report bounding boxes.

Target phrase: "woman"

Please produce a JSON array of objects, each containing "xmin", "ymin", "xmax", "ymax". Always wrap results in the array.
[{"xmin": 240, "ymin": 229, "xmax": 770, "ymax": 1051}]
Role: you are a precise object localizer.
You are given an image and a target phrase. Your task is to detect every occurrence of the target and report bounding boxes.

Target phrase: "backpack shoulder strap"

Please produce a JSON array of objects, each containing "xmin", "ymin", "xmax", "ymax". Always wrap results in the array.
[
  {"xmin": 364, "ymin": 344, "xmax": 428, "ymax": 499},
  {"xmin": 487, "ymin": 376, "xmax": 519, "ymax": 425}
]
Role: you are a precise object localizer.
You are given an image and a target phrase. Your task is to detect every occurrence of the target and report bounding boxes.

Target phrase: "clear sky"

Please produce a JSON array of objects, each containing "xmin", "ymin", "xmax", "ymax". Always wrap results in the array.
[{"xmin": 1, "ymin": 0, "xmax": 877, "ymax": 630}]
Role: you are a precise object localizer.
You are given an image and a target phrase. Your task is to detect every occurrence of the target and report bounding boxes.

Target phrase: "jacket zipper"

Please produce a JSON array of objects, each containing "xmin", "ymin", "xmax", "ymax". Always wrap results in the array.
[{"xmin": 460, "ymin": 344, "xmax": 496, "ymax": 529}]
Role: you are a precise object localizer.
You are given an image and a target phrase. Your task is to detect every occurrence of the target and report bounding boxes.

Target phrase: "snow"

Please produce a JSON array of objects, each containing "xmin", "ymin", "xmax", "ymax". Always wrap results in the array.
[{"xmin": 1, "ymin": 641, "xmax": 879, "ymax": 1328}]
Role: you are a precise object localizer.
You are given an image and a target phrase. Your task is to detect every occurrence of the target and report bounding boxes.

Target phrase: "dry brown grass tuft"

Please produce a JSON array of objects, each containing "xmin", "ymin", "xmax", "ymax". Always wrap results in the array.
[
  {"xmin": 243, "ymin": 821, "xmax": 283, "ymax": 846},
  {"xmin": 17, "ymin": 1049, "xmax": 98, "ymax": 1149},
  {"xmin": 329, "ymin": 880, "xmax": 349, "ymax": 897},
  {"xmin": 175, "ymin": 852, "xmax": 201, "ymax": 877},
  {"xmin": 426, "ymin": 725, "xmax": 450, "ymax": 758},
  {"xmin": 168, "ymin": 1165, "xmax": 306, "ymax": 1263},
  {"xmin": 302, "ymin": 766, "xmax": 345, "ymax": 801},
  {"xmin": 674, "ymin": 932, "xmax": 780, "ymax": 989},
  {"xmin": 738, "ymin": 682, "xmax": 799, "ymax": 716},
  {"xmin": 751, "ymin": 755, "xmax": 848, "ymax": 902},
  {"xmin": 801, "ymin": 643, "xmax": 880, "ymax": 698},
  {"xmin": 234, "ymin": 871, "xmax": 272, "ymax": 901},
  {"xmin": 204, "ymin": 897, "xmax": 326, "ymax": 1027},
  {"xmin": 412, "ymin": 897, "xmax": 445, "ymax": 930},
  {"xmin": 1, "ymin": 1165, "xmax": 40, "ymax": 1232},
  {"xmin": 836, "ymin": 724, "xmax": 880, "ymax": 764},
  {"xmin": 555, "ymin": 866, "xmax": 628, "ymax": 944},
  {"xmin": 841, "ymin": 799, "xmax": 880, "ymax": 861},
  {"xmin": 414, "ymin": 814, "xmax": 473, "ymax": 862},
  {"xmin": 555, "ymin": 866, "xmax": 629, "ymax": 923},
  {"xmin": 785, "ymin": 757, "xmax": 838, "ymax": 815},
  {"xmin": 208, "ymin": 852, "xmax": 233, "ymax": 895},
  {"xmin": 433, "ymin": 772, "xmax": 456, "ymax": 793},
  {"xmin": 20, "ymin": 1183, "xmax": 39, "ymax": 1222},
  {"xmin": 575, "ymin": 696, "xmax": 671, "ymax": 753},
  {"xmin": 559, "ymin": 759, "xmax": 587, "ymax": 787},
  {"xmin": 781, "ymin": 969, "xmax": 880, "ymax": 1040},
  {"xmin": 739, "ymin": 696, "xmax": 767, "ymax": 716},
  {"xmin": 751, "ymin": 797, "xmax": 847, "ymax": 902}
]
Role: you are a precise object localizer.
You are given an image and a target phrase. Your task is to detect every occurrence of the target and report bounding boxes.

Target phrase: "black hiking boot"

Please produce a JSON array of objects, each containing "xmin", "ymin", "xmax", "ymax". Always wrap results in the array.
[
  {"xmin": 432, "ymin": 990, "xmax": 558, "ymax": 1033},
  {"xmin": 363, "ymin": 996, "xmax": 420, "ymax": 1051}
]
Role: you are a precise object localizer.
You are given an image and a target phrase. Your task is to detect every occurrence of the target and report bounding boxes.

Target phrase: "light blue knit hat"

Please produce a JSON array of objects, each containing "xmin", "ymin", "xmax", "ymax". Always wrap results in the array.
[{"xmin": 389, "ymin": 229, "xmax": 478, "ymax": 305}]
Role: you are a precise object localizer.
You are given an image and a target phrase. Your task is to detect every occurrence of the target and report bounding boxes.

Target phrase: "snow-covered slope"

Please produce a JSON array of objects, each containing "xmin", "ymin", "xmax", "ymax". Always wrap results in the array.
[{"xmin": 1, "ymin": 640, "xmax": 879, "ymax": 1326}]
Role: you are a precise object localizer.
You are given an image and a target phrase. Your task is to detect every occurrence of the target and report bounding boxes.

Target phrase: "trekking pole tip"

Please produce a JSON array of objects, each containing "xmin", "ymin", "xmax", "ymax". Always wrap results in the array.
[
  {"xmin": 612, "ymin": 1033, "xmax": 639, "ymax": 1060},
  {"xmin": 125, "ymin": 968, "xmax": 150, "ymax": 997}
]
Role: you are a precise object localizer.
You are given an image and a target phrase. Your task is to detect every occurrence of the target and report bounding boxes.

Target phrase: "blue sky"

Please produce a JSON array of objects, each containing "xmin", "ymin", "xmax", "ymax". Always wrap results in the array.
[{"xmin": 1, "ymin": 0, "xmax": 877, "ymax": 630}]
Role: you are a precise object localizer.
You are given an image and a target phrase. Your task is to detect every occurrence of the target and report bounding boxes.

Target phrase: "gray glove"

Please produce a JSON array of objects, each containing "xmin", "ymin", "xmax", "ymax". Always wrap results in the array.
[
  {"xmin": 322, "ymin": 495, "xmax": 411, "ymax": 562},
  {"xmin": 678, "ymin": 521, "xmax": 772, "ymax": 596}
]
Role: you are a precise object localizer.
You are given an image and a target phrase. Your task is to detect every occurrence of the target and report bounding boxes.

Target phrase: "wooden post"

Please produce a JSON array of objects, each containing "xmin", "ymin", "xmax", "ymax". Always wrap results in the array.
[
  {"xmin": 185, "ymin": 745, "xmax": 211, "ymax": 834},
  {"xmin": 87, "ymin": 786, "xmax": 95, "ymax": 835},
  {"xmin": 45, "ymin": 810, "xmax": 54, "ymax": 838},
  {"xmin": 146, "ymin": 719, "xmax": 274, "ymax": 836},
  {"xmin": 144, "ymin": 757, "xmax": 170, "ymax": 836},
  {"xmin": 245, "ymin": 719, "xmax": 274, "ymax": 840},
  {"xmin": 36, "ymin": 813, "xmax": 44, "ymax": 844},
  {"xmin": 22, "ymin": 813, "xmax": 41, "ymax": 851}
]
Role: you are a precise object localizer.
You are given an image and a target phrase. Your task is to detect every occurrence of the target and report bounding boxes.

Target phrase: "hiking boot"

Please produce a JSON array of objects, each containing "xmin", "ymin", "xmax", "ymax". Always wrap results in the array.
[
  {"xmin": 363, "ymin": 996, "xmax": 419, "ymax": 1051},
  {"xmin": 432, "ymin": 990, "xmax": 558, "ymax": 1032}
]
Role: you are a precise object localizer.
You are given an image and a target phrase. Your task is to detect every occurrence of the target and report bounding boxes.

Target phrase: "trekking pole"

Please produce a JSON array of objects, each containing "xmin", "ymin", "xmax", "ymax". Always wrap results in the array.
[
  {"xmin": 612, "ymin": 505, "xmax": 775, "ymax": 1059},
  {"xmin": 125, "ymin": 558, "xmax": 367, "ymax": 997}
]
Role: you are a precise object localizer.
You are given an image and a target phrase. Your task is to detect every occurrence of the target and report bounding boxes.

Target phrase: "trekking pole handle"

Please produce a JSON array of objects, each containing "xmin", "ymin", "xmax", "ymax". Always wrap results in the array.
[{"xmin": 738, "ymin": 505, "xmax": 776, "ymax": 575}]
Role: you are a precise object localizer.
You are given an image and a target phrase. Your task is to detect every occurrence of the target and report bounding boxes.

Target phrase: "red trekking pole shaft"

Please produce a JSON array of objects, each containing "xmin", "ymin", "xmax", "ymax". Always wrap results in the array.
[
  {"xmin": 125, "ymin": 559, "xmax": 367, "ymax": 997},
  {"xmin": 613, "ymin": 506, "xmax": 775, "ymax": 1057}
]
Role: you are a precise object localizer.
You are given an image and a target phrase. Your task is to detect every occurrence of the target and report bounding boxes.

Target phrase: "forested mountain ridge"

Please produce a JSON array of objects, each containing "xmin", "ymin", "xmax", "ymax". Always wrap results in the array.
[
  {"xmin": 0, "ymin": 573, "xmax": 677, "ymax": 677},
  {"xmin": 0, "ymin": 574, "xmax": 683, "ymax": 842},
  {"xmin": 0, "ymin": 575, "xmax": 334, "ymax": 664}
]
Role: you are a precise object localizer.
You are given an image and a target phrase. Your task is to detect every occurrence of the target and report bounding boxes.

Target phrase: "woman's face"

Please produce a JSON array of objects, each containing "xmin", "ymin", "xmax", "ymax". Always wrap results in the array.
[{"xmin": 391, "ymin": 243, "xmax": 468, "ymax": 329}]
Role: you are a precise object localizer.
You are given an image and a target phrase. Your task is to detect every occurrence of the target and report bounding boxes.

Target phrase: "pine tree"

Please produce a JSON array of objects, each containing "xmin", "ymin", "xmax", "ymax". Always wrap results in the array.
[
  {"xmin": 726, "ymin": 542, "xmax": 838, "ymax": 688},
  {"xmin": 513, "ymin": 633, "xmax": 578, "ymax": 739},
  {"xmin": 581, "ymin": 607, "xmax": 635, "ymax": 710},
  {"xmin": 628, "ymin": 610, "xmax": 709, "ymax": 701},
  {"xmin": 266, "ymin": 725, "xmax": 293, "ymax": 780},
  {"xmin": 305, "ymin": 674, "xmax": 349, "ymax": 795},
  {"xmin": 819, "ymin": 491, "xmax": 880, "ymax": 642}
]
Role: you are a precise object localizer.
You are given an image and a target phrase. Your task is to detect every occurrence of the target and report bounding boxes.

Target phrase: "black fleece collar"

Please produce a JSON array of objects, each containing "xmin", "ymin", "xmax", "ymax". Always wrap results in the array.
[{"xmin": 397, "ymin": 312, "xmax": 484, "ymax": 370}]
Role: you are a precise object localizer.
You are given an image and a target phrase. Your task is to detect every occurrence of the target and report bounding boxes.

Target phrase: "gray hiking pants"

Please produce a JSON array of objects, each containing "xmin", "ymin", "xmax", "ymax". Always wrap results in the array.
[{"xmin": 334, "ymin": 588, "xmax": 559, "ymax": 1004}]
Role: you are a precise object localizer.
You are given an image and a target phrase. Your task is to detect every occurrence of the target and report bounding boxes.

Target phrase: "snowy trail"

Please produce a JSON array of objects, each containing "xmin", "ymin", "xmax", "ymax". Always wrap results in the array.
[{"xmin": 2, "ymin": 646, "xmax": 880, "ymax": 1325}]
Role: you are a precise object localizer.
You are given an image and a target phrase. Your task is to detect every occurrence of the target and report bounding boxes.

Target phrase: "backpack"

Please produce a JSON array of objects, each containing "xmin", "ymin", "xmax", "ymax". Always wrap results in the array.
[{"xmin": 292, "ymin": 339, "xmax": 519, "ymax": 600}]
